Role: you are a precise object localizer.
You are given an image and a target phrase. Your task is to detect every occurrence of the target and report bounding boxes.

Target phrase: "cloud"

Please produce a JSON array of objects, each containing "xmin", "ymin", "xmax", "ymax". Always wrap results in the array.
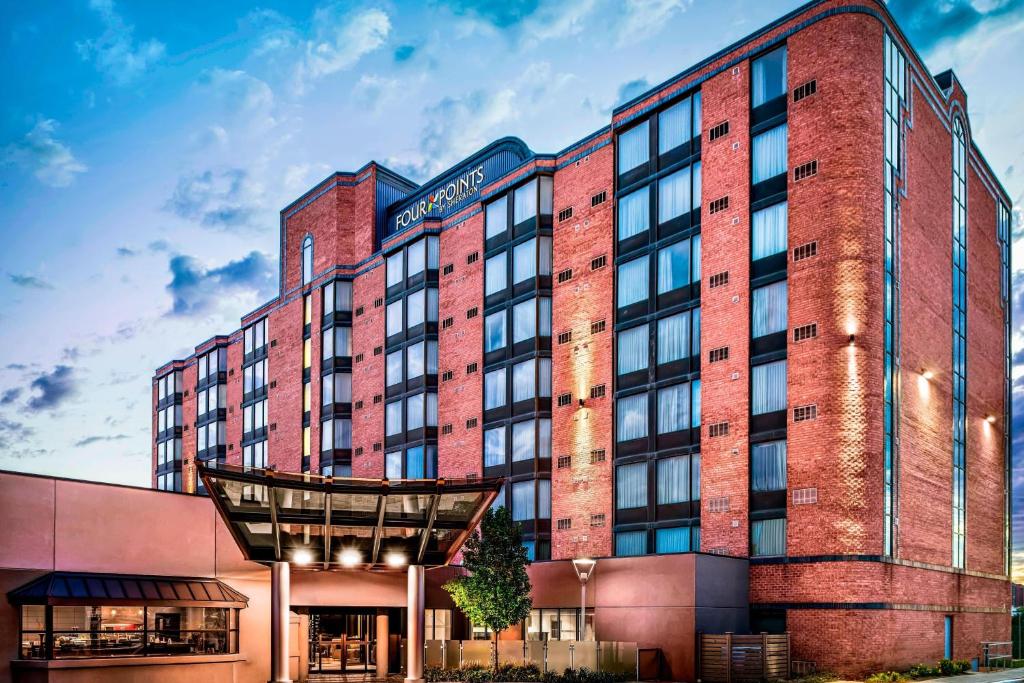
[
  {"xmin": 0, "ymin": 388, "xmax": 21, "ymax": 405},
  {"xmin": 440, "ymin": 0, "xmax": 541, "ymax": 27},
  {"xmin": 0, "ymin": 417, "xmax": 34, "ymax": 450},
  {"xmin": 394, "ymin": 44, "xmax": 416, "ymax": 62},
  {"xmin": 76, "ymin": 0, "xmax": 166, "ymax": 85},
  {"xmin": 165, "ymin": 250, "xmax": 277, "ymax": 316},
  {"xmin": 352, "ymin": 74, "xmax": 401, "ymax": 111},
  {"xmin": 617, "ymin": 0, "xmax": 692, "ymax": 46},
  {"xmin": 295, "ymin": 5, "xmax": 391, "ymax": 93},
  {"xmin": 520, "ymin": 0, "xmax": 595, "ymax": 45},
  {"xmin": 887, "ymin": 0, "xmax": 1024, "ymax": 53},
  {"xmin": 26, "ymin": 365, "xmax": 77, "ymax": 412},
  {"xmin": 116, "ymin": 246, "xmax": 136, "ymax": 257},
  {"xmin": 200, "ymin": 68, "xmax": 275, "ymax": 119},
  {"xmin": 165, "ymin": 167, "xmax": 263, "ymax": 229},
  {"xmin": 609, "ymin": 77, "xmax": 651, "ymax": 111},
  {"xmin": 74, "ymin": 434, "xmax": 130, "ymax": 447},
  {"xmin": 2, "ymin": 119, "xmax": 87, "ymax": 188},
  {"xmin": 148, "ymin": 239, "xmax": 170, "ymax": 252},
  {"xmin": 8, "ymin": 273, "xmax": 54, "ymax": 290}
]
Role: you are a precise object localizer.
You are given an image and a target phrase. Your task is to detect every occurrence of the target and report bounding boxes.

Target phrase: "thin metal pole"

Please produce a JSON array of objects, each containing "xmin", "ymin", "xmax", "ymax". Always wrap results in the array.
[
  {"xmin": 580, "ymin": 581, "xmax": 587, "ymax": 640},
  {"xmin": 270, "ymin": 561, "xmax": 292, "ymax": 682}
]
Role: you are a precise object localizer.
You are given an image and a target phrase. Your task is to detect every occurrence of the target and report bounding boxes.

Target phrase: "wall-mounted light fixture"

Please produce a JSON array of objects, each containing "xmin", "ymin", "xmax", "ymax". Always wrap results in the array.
[
  {"xmin": 848, "ymin": 334, "xmax": 855, "ymax": 345},
  {"xmin": 578, "ymin": 398, "xmax": 585, "ymax": 408},
  {"xmin": 921, "ymin": 369, "xmax": 934, "ymax": 380},
  {"xmin": 986, "ymin": 415, "xmax": 997, "ymax": 424}
]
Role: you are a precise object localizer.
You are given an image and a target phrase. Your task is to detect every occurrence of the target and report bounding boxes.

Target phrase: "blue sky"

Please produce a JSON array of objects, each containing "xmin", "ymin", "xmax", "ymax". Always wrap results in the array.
[{"xmin": 0, "ymin": 0, "xmax": 1021, "ymax": 569}]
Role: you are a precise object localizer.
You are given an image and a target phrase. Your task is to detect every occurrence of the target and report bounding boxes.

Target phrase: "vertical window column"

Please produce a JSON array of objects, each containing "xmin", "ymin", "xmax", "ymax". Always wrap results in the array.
[
  {"xmin": 951, "ymin": 117, "xmax": 968, "ymax": 569},
  {"xmin": 155, "ymin": 370, "xmax": 184, "ymax": 492},
  {"xmin": 195, "ymin": 346, "xmax": 228, "ymax": 494},
  {"xmin": 242, "ymin": 319, "xmax": 270, "ymax": 482},
  {"xmin": 321, "ymin": 280, "xmax": 353, "ymax": 477}
]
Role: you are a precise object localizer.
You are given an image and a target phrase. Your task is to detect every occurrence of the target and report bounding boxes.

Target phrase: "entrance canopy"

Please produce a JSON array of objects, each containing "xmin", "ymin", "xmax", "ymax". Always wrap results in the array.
[{"xmin": 200, "ymin": 463, "xmax": 501, "ymax": 570}]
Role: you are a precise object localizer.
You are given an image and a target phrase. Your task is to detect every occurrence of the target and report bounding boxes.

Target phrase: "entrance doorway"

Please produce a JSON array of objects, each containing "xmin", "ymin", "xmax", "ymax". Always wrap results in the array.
[{"xmin": 309, "ymin": 609, "xmax": 377, "ymax": 674}]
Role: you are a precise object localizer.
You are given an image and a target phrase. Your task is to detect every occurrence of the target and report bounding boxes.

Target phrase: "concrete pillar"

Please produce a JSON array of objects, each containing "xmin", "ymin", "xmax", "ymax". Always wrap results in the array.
[
  {"xmin": 376, "ymin": 610, "xmax": 390, "ymax": 676},
  {"xmin": 270, "ymin": 561, "xmax": 292, "ymax": 683},
  {"xmin": 406, "ymin": 565, "xmax": 425, "ymax": 683}
]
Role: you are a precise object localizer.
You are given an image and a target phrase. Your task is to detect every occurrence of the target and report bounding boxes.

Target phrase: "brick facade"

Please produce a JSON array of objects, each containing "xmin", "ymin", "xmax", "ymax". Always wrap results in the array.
[{"xmin": 152, "ymin": 0, "xmax": 1011, "ymax": 674}]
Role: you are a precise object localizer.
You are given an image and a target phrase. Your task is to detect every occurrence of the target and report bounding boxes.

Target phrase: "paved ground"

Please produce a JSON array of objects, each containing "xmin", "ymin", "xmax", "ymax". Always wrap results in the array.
[{"xmin": 915, "ymin": 672, "xmax": 1024, "ymax": 683}]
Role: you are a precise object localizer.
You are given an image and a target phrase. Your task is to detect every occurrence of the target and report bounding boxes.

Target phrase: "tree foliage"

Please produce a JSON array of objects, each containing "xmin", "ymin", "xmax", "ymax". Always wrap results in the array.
[{"xmin": 444, "ymin": 505, "xmax": 532, "ymax": 658}]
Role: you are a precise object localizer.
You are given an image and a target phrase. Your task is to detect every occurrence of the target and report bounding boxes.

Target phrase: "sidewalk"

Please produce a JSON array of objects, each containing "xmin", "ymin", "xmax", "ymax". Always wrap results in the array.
[{"xmin": 916, "ymin": 671, "xmax": 1024, "ymax": 683}]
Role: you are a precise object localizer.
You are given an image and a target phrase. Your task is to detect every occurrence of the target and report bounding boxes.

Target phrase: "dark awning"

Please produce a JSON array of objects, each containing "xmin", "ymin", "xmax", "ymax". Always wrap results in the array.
[
  {"xmin": 199, "ymin": 463, "xmax": 502, "ymax": 570},
  {"xmin": 8, "ymin": 572, "xmax": 248, "ymax": 608}
]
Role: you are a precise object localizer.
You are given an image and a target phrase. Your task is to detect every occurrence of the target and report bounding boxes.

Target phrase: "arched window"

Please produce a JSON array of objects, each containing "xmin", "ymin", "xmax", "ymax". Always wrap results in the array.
[{"xmin": 301, "ymin": 235, "xmax": 313, "ymax": 286}]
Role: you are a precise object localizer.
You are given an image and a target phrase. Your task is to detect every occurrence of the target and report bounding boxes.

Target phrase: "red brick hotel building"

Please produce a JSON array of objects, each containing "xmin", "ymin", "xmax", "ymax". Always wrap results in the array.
[{"xmin": 152, "ymin": 0, "xmax": 1013, "ymax": 672}]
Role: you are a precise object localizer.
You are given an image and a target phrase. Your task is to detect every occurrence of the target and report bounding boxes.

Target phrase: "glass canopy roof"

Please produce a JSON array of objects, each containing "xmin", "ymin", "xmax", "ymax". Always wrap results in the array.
[{"xmin": 199, "ymin": 463, "xmax": 502, "ymax": 570}]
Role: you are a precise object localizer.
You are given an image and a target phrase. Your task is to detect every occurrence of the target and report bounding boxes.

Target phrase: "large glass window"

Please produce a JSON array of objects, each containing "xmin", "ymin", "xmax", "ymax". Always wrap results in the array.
[
  {"xmin": 407, "ymin": 289, "xmax": 425, "ymax": 328},
  {"xmin": 386, "ymin": 301, "xmax": 403, "ymax": 337},
  {"xmin": 655, "ymin": 526, "xmax": 695, "ymax": 554},
  {"xmin": 323, "ymin": 280, "xmax": 353, "ymax": 314},
  {"xmin": 386, "ymin": 350, "xmax": 403, "ymax": 387},
  {"xmin": 615, "ymin": 530, "xmax": 647, "ymax": 556},
  {"xmin": 486, "ymin": 196, "xmax": 508, "ymax": 239},
  {"xmin": 751, "ymin": 440, "xmax": 787, "ymax": 491},
  {"xmin": 484, "ymin": 368, "xmax": 506, "ymax": 410},
  {"xmin": 618, "ymin": 121, "xmax": 649, "ymax": 174},
  {"xmin": 752, "ymin": 202, "xmax": 788, "ymax": 260},
  {"xmin": 751, "ymin": 518, "xmax": 786, "ymax": 556},
  {"xmin": 407, "ymin": 393, "xmax": 425, "ymax": 431},
  {"xmin": 512, "ymin": 481, "xmax": 535, "ymax": 521},
  {"xmin": 320, "ymin": 418, "xmax": 351, "ymax": 450},
  {"xmin": 657, "ymin": 383, "xmax": 691, "ymax": 435},
  {"xmin": 385, "ymin": 401, "xmax": 403, "ymax": 436},
  {"xmin": 407, "ymin": 239, "xmax": 426, "ymax": 278},
  {"xmin": 657, "ymin": 238, "xmax": 691, "ymax": 294},
  {"xmin": 512, "ymin": 360, "xmax": 536, "ymax": 403},
  {"xmin": 659, "ymin": 97, "xmax": 691, "ymax": 153},
  {"xmin": 618, "ymin": 256, "xmax": 649, "ymax": 308},
  {"xmin": 321, "ymin": 372, "xmax": 352, "ymax": 405},
  {"xmin": 658, "ymin": 164, "xmax": 701, "ymax": 223},
  {"xmin": 656, "ymin": 455, "xmax": 692, "ymax": 504},
  {"xmin": 752, "ymin": 124, "xmax": 788, "ymax": 183},
  {"xmin": 616, "ymin": 462, "xmax": 647, "ymax": 509},
  {"xmin": 657, "ymin": 310, "xmax": 696, "ymax": 365},
  {"xmin": 752, "ymin": 360, "xmax": 787, "ymax": 415},
  {"xmin": 485, "ymin": 253, "xmax": 507, "ymax": 295},
  {"xmin": 387, "ymin": 252, "xmax": 404, "ymax": 288},
  {"xmin": 752, "ymin": 46, "xmax": 787, "ymax": 107},
  {"xmin": 752, "ymin": 281, "xmax": 787, "ymax": 337},
  {"xmin": 617, "ymin": 324, "xmax": 649, "ymax": 375},
  {"xmin": 616, "ymin": 393, "xmax": 648, "ymax": 441},
  {"xmin": 618, "ymin": 186, "xmax": 649, "ymax": 241},
  {"xmin": 484, "ymin": 427, "xmax": 505, "ymax": 467},
  {"xmin": 513, "ymin": 300, "xmax": 537, "ymax": 343},
  {"xmin": 485, "ymin": 311, "xmax": 506, "ymax": 352},
  {"xmin": 514, "ymin": 179, "xmax": 538, "ymax": 224},
  {"xmin": 512, "ymin": 420, "xmax": 536, "ymax": 462},
  {"xmin": 514, "ymin": 238, "xmax": 538, "ymax": 284}
]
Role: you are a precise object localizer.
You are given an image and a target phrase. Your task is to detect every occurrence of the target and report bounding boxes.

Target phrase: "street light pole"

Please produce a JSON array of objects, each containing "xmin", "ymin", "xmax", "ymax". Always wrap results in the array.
[{"xmin": 571, "ymin": 558, "xmax": 597, "ymax": 641}]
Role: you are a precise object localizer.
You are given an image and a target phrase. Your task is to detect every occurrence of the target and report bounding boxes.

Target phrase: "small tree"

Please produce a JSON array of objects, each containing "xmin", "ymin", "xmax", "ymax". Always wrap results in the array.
[{"xmin": 444, "ymin": 505, "xmax": 532, "ymax": 669}]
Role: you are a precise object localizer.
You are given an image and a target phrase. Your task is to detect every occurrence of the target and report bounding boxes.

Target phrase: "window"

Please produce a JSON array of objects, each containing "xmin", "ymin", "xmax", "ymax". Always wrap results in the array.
[
  {"xmin": 658, "ymin": 164, "xmax": 701, "ymax": 223},
  {"xmin": 617, "ymin": 256, "xmax": 648, "ymax": 308},
  {"xmin": 617, "ymin": 324, "xmax": 649, "ymax": 375},
  {"xmin": 752, "ymin": 124, "xmax": 788, "ymax": 183},
  {"xmin": 617, "ymin": 393, "xmax": 647, "ymax": 441},
  {"xmin": 951, "ymin": 117, "xmax": 968, "ymax": 569},
  {"xmin": 485, "ymin": 253, "xmax": 507, "ymax": 295},
  {"xmin": 752, "ymin": 360, "xmax": 787, "ymax": 415},
  {"xmin": 302, "ymin": 235, "xmax": 313, "ymax": 285},
  {"xmin": 618, "ymin": 121, "xmax": 649, "ymax": 174},
  {"xmin": 752, "ymin": 281, "xmax": 787, "ymax": 337},
  {"xmin": 513, "ymin": 178, "xmax": 539, "ymax": 224},
  {"xmin": 657, "ymin": 238, "xmax": 691, "ymax": 294},
  {"xmin": 385, "ymin": 401, "xmax": 403, "ymax": 436},
  {"xmin": 616, "ymin": 462, "xmax": 647, "ymax": 509},
  {"xmin": 386, "ymin": 451, "xmax": 402, "ymax": 479},
  {"xmin": 615, "ymin": 530, "xmax": 646, "ymax": 556},
  {"xmin": 321, "ymin": 373, "xmax": 352, "ymax": 406},
  {"xmin": 387, "ymin": 251, "xmax": 404, "ymax": 288},
  {"xmin": 752, "ymin": 46, "xmax": 787, "ymax": 107},
  {"xmin": 407, "ymin": 342, "xmax": 425, "ymax": 379},
  {"xmin": 752, "ymin": 202, "xmax": 788, "ymax": 260},
  {"xmin": 386, "ymin": 350, "xmax": 403, "ymax": 387},
  {"xmin": 243, "ymin": 319, "xmax": 267, "ymax": 356},
  {"xmin": 751, "ymin": 440, "xmax": 787, "ymax": 491},
  {"xmin": 321, "ymin": 418, "xmax": 351, "ymax": 450},
  {"xmin": 425, "ymin": 609, "xmax": 452, "ymax": 641},
  {"xmin": 512, "ymin": 360, "xmax": 537, "ymax": 402},
  {"xmin": 386, "ymin": 301, "xmax": 403, "ymax": 337},
  {"xmin": 406, "ymin": 393, "xmax": 425, "ymax": 431},
  {"xmin": 484, "ymin": 368, "xmax": 506, "ymax": 410},
  {"xmin": 407, "ymin": 289, "xmax": 425, "ymax": 328},
  {"xmin": 322, "ymin": 326, "xmax": 352, "ymax": 359},
  {"xmin": 407, "ymin": 239, "xmax": 426, "ymax": 278},
  {"xmin": 659, "ymin": 94, "xmax": 700, "ymax": 153},
  {"xmin": 512, "ymin": 420, "xmax": 536, "ymax": 461},
  {"xmin": 657, "ymin": 455, "xmax": 694, "ymax": 504},
  {"xmin": 751, "ymin": 517, "xmax": 786, "ymax": 556},
  {"xmin": 486, "ymin": 196, "xmax": 508, "ymax": 239},
  {"xmin": 657, "ymin": 309, "xmax": 698, "ymax": 364},
  {"xmin": 656, "ymin": 526, "xmax": 695, "ymax": 553},
  {"xmin": 657, "ymin": 383, "xmax": 691, "ymax": 434},
  {"xmin": 513, "ymin": 238, "xmax": 538, "ymax": 284},
  {"xmin": 512, "ymin": 481, "xmax": 535, "ymax": 521},
  {"xmin": 513, "ymin": 299, "xmax": 539, "ymax": 343},
  {"xmin": 484, "ymin": 427, "xmax": 505, "ymax": 467},
  {"xmin": 618, "ymin": 186, "xmax": 649, "ymax": 241}
]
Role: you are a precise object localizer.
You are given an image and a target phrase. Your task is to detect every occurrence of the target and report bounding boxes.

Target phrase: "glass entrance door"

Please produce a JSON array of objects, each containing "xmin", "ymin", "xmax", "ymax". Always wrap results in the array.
[{"xmin": 309, "ymin": 610, "xmax": 377, "ymax": 673}]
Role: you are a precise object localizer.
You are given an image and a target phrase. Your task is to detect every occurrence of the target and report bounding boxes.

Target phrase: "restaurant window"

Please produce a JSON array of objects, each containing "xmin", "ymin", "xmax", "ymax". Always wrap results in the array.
[
  {"xmin": 425, "ymin": 609, "xmax": 452, "ymax": 641},
  {"xmin": 751, "ymin": 517, "xmax": 786, "ymax": 556},
  {"xmin": 752, "ymin": 46, "xmax": 787, "ymax": 107},
  {"xmin": 618, "ymin": 121, "xmax": 649, "ymax": 175}
]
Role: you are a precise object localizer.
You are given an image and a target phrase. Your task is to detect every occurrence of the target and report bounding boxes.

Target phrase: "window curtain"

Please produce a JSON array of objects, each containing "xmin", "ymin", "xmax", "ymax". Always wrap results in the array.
[
  {"xmin": 618, "ymin": 186, "xmax": 650, "ymax": 240},
  {"xmin": 615, "ymin": 531, "xmax": 647, "ymax": 557},
  {"xmin": 335, "ymin": 327, "xmax": 351, "ymax": 356},
  {"xmin": 658, "ymin": 167, "xmax": 691, "ymax": 224},
  {"xmin": 657, "ymin": 239, "xmax": 690, "ymax": 294},
  {"xmin": 618, "ymin": 324, "xmax": 649, "ymax": 375},
  {"xmin": 386, "ymin": 351, "xmax": 402, "ymax": 387},
  {"xmin": 538, "ymin": 358, "xmax": 552, "ymax": 397},
  {"xmin": 691, "ymin": 453, "xmax": 701, "ymax": 500},
  {"xmin": 616, "ymin": 462, "xmax": 647, "ymax": 509},
  {"xmin": 618, "ymin": 121, "xmax": 649, "ymax": 174},
  {"xmin": 405, "ymin": 446, "xmax": 425, "ymax": 479},
  {"xmin": 334, "ymin": 419, "xmax": 352, "ymax": 449},
  {"xmin": 657, "ymin": 383, "xmax": 690, "ymax": 434},
  {"xmin": 484, "ymin": 368, "xmax": 506, "ymax": 409},
  {"xmin": 426, "ymin": 288, "xmax": 439, "ymax": 322},
  {"xmin": 486, "ymin": 197, "xmax": 508, "ymax": 238},
  {"xmin": 320, "ymin": 419, "xmax": 332, "ymax": 450},
  {"xmin": 539, "ymin": 176, "xmax": 553, "ymax": 215},
  {"xmin": 407, "ymin": 342, "xmax": 424, "ymax": 379},
  {"xmin": 484, "ymin": 427, "xmax": 505, "ymax": 467},
  {"xmin": 752, "ymin": 201, "xmax": 788, "ymax": 259},
  {"xmin": 658, "ymin": 98, "xmax": 691, "ymax": 154},
  {"xmin": 320, "ymin": 329, "xmax": 334, "ymax": 361},
  {"xmin": 691, "ymin": 307, "xmax": 701, "ymax": 356},
  {"xmin": 512, "ymin": 420, "xmax": 535, "ymax": 462},
  {"xmin": 691, "ymin": 379, "xmax": 701, "ymax": 428},
  {"xmin": 485, "ymin": 253, "xmax": 507, "ymax": 295},
  {"xmin": 406, "ymin": 393, "xmax": 424, "ymax": 430},
  {"xmin": 514, "ymin": 179, "xmax": 538, "ymax": 224},
  {"xmin": 751, "ymin": 517, "xmax": 786, "ymax": 556},
  {"xmin": 539, "ymin": 297, "xmax": 552, "ymax": 337},
  {"xmin": 513, "ymin": 299, "xmax": 536, "ymax": 343},
  {"xmin": 752, "ymin": 280, "xmax": 787, "ymax": 337},
  {"xmin": 657, "ymin": 455, "xmax": 690, "ymax": 504},
  {"xmin": 513, "ymin": 238, "xmax": 537, "ymax": 284},
  {"xmin": 386, "ymin": 252, "xmax": 403, "ymax": 287},
  {"xmin": 407, "ymin": 289, "xmax": 425, "ymax": 328},
  {"xmin": 427, "ymin": 236, "xmax": 440, "ymax": 270},
  {"xmin": 385, "ymin": 452, "xmax": 403, "ymax": 479},
  {"xmin": 691, "ymin": 233, "xmax": 701, "ymax": 282},
  {"xmin": 752, "ymin": 46, "xmax": 787, "ymax": 107},
  {"xmin": 512, "ymin": 481, "xmax": 534, "ymax": 521},
  {"xmin": 538, "ymin": 237, "xmax": 552, "ymax": 276},
  {"xmin": 692, "ymin": 91, "xmax": 702, "ymax": 138},
  {"xmin": 752, "ymin": 360, "xmax": 787, "ymax": 415},
  {"xmin": 538, "ymin": 419, "xmax": 552, "ymax": 459},
  {"xmin": 485, "ymin": 311, "xmax": 506, "ymax": 351},
  {"xmin": 751, "ymin": 440, "xmax": 787, "ymax": 491},
  {"xmin": 657, "ymin": 312, "xmax": 689, "ymax": 365},
  {"xmin": 425, "ymin": 393, "xmax": 438, "ymax": 427},
  {"xmin": 537, "ymin": 480, "xmax": 551, "ymax": 518},
  {"xmin": 692, "ymin": 161, "xmax": 702, "ymax": 211},
  {"xmin": 617, "ymin": 256, "xmax": 649, "ymax": 307},
  {"xmin": 426, "ymin": 341, "xmax": 438, "ymax": 375},
  {"xmin": 655, "ymin": 527, "xmax": 691, "ymax": 554},
  {"xmin": 617, "ymin": 393, "xmax": 648, "ymax": 441},
  {"xmin": 513, "ymin": 360, "xmax": 536, "ymax": 402},
  {"xmin": 407, "ymin": 239, "xmax": 426, "ymax": 277},
  {"xmin": 753, "ymin": 124, "xmax": 788, "ymax": 183},
  {"xmin": 334, "ymin": 372, "xmax": 352, "ymax": 403},
  {"xmin": 386, "ymin": 301, "xmax": 402, "ymax": 336}
]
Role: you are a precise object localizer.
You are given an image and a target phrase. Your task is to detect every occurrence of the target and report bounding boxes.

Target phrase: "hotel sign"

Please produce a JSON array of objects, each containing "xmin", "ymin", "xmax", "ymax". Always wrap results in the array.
[{"xmin": 394, "ymin": 165, "xmax": 485, "ymax": 230}]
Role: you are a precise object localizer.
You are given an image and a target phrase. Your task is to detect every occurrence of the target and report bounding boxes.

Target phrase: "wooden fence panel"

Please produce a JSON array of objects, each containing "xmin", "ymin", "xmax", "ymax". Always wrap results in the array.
[{"xmin": 699, "ymin": 633, "xmax": 790, "ymax": 683}]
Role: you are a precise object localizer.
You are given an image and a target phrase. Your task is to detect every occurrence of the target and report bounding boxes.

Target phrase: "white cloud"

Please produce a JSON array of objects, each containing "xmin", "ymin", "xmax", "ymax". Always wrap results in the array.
[
  {"xmin": 295, "ymin": 5, "xmax": 391, "ymax": 93},
  {"xmin": 617, "ymin": 0, "xmax": 693, "ymax": 46},
  {"xmin": 521, "ymin": 0, "xmax": 596, "ymax": 46},
  {"xmin": 352, "ymin": 74, "xmax": 402, "ymax": 111},
  {"xmin": 2, "ymin": 119, "xmax": 87, "ymax": 188},
  {"xmin": 76, "ymin": 0, "xmax": 165, "ymax": 85}
]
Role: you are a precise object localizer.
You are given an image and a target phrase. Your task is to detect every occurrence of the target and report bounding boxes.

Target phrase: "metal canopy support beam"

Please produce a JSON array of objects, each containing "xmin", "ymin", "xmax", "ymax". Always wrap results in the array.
[
  {"xmin": 370, "ymin": 493, "xmax": 388, "ymax": 565},
  {"xmin": 417, "ymin": 491, "xmax": 442, "ymax": 564},
  {"xmin": 323, "ymin": 490, "xmax": 333, "ymax": 570}
]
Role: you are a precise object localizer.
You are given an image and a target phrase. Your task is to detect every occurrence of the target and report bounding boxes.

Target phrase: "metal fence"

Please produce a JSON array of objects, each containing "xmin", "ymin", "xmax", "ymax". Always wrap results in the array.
[
  {"xmin": 699, "ymin": 633, "xmax": 790, "ymax": 683},
  {"xmin": 425, "ymin": 640, "xmax": 639, "ymax": 677}
]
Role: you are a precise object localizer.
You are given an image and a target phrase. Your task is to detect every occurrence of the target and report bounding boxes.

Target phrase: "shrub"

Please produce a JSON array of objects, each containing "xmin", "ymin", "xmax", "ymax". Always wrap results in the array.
[
  {"xmin": 866, "ymin": 672, "xmax": 906, "ymax": 683},
  {"xmin": 424, "ymin": 665, "xmax": 629, "ymax": 683},
  {"xmin": 788, "ymin": 672, "xmax": 839, "ymax": 683}
]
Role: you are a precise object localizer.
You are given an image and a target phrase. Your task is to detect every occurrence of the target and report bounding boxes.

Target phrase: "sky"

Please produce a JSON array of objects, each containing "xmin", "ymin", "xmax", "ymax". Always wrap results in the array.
[{"xmin": 0, "ymin": 0, "xmax": 1021, "ymax": 570}]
